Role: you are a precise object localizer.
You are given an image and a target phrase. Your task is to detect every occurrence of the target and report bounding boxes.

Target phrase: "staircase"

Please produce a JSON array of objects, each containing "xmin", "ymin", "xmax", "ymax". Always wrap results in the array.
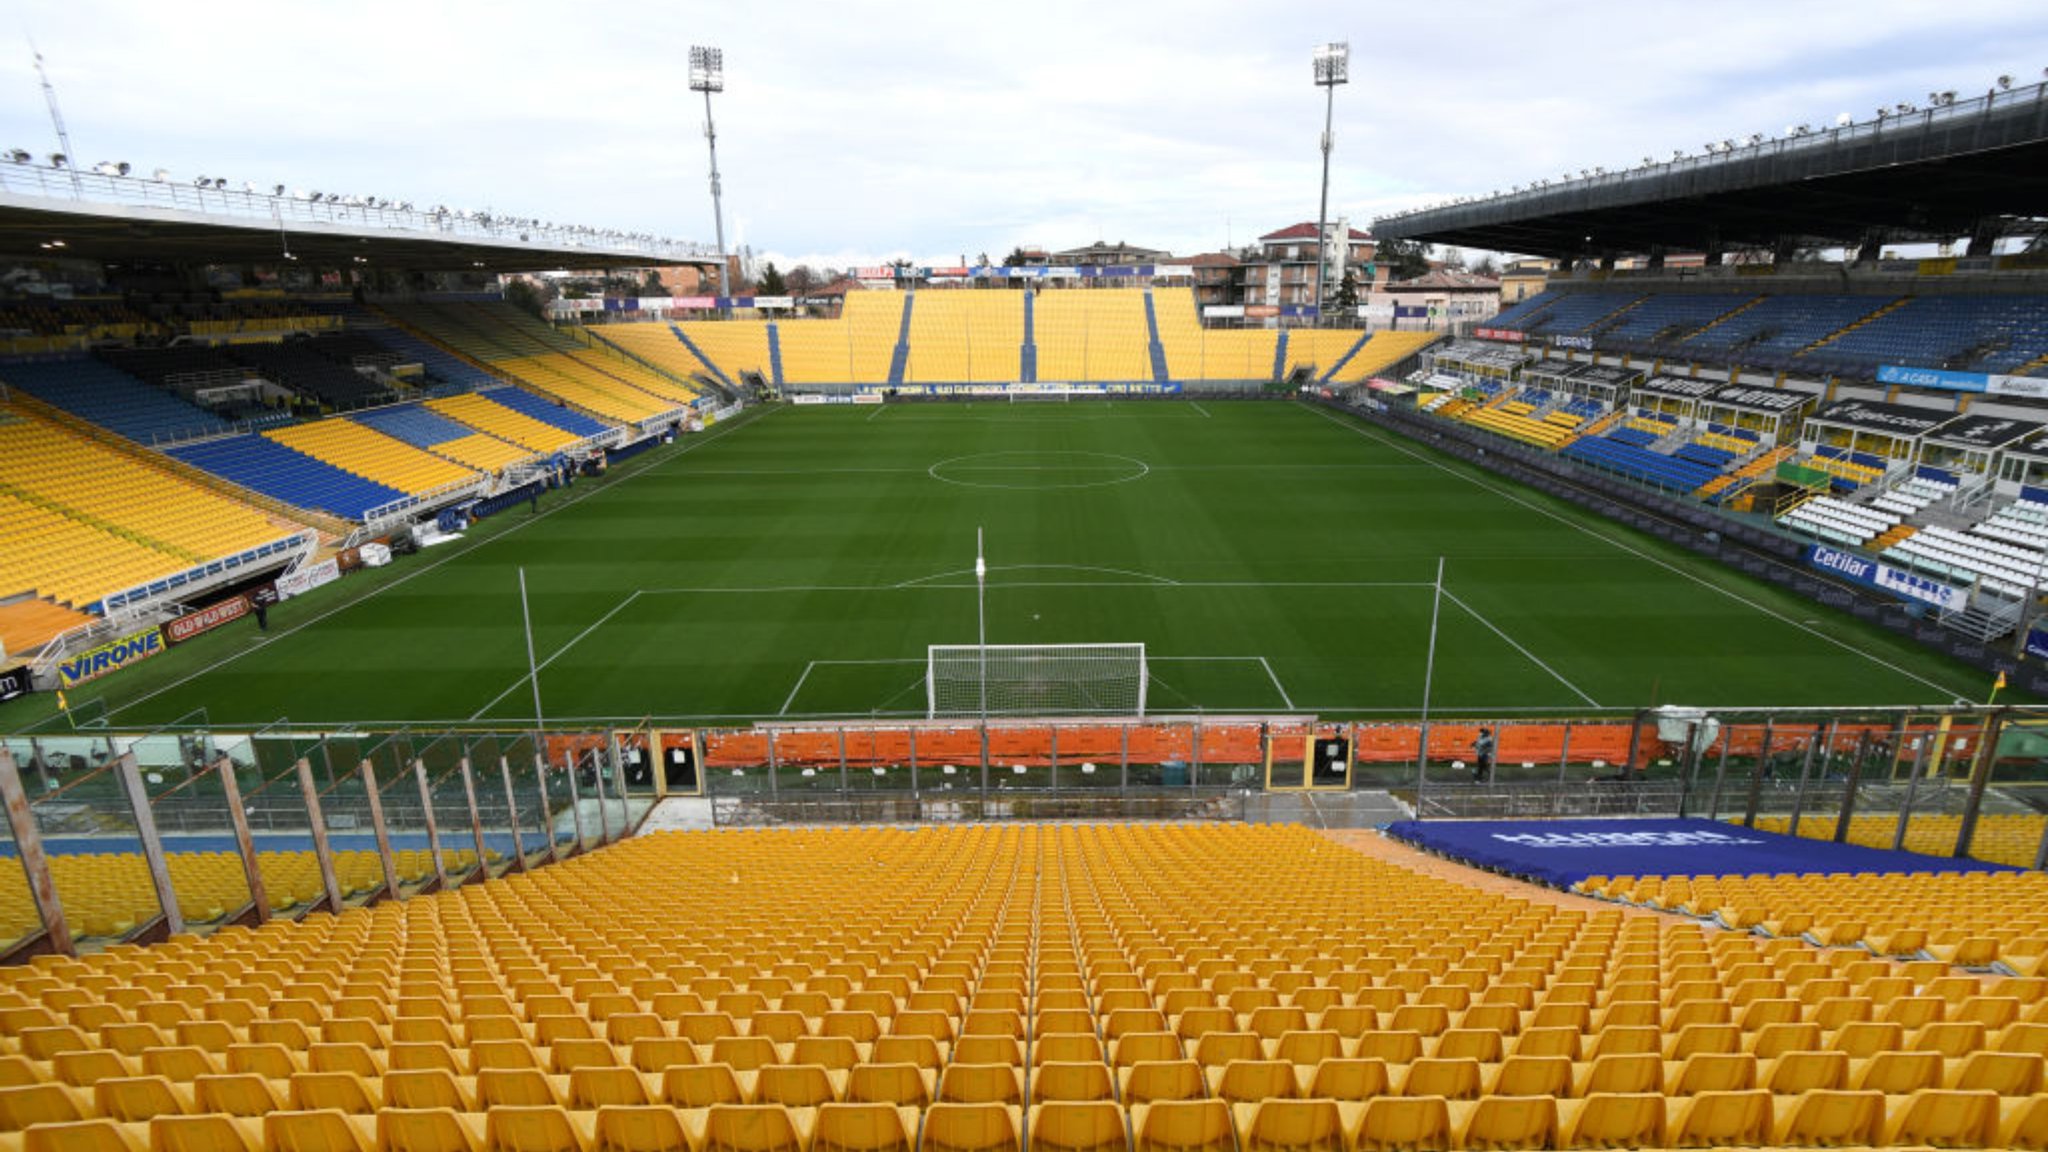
[
  {"xmin": 886, "ymin": 293, "xmax": 914, "ymax": 386},
  {"xmin": 1020, "ymin": 292, "xmax": 1037, "ymax": 383},
  {"xmin": 1140, "ymin": 290, "xmax": 1170, "ymax": 384},
  {"xmin": 1271, "ymin": 332, "xmax": 1290, "ymax": 382},
  {"xmin": 1869, "ymin": 524, "xmax": 1918, "ymax": 551},
  {"xmin": 1798, "ymin": 296, "xmax": 1909, "ymax": 356},
  {"xmin": 1701, "ymin": 444, "xmax": 1795, "ymax": 503},
  {"xmin": 1944, "ymin": 597, "xmax": 2022, "ymax": 642},
  {"xmin": 1678, "ymin": 296, "xmax": 1767, "ymax": 344}
]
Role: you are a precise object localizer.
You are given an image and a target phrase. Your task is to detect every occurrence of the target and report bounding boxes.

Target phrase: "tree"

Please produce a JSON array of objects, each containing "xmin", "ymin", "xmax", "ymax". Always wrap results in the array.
[
  {"xmin": 1377, "ymin": 238, "xmax": 1432, "ymax": 281},
  {"xmin": 1002, "ymin": 247, "xmax": 1033, "ymax": 268},
  {"xmin": 758, "ymin": 262, "xmax": 788, "ymax": 296},
  {"xmin": 1328, "ymin": 271, "xmax": 1360, "ymax": 314},
  {"xmin": 1439, "ymin": 246, "xmax": 1464, "ymax": 272},
  {"xmin": 785, "ymin": 265, "xmax": 820, "ymax": 295},
  {"xmin": 642, "ymin": 269, "xmax": 665, "ymax": 295},
  {"xmin": 1468, "ymin": 253, "xmax": 1500, "ymax": 277},
  {"xmin": 503, "ymin": 278, "xmax": 554, "ymax": 319}
]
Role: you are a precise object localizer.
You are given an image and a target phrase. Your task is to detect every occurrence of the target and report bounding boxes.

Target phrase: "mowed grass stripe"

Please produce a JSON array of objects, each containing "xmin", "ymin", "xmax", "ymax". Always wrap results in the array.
[{"xmin": 30, "ymin": 400, "xmax": 1997, "ymax": 730}]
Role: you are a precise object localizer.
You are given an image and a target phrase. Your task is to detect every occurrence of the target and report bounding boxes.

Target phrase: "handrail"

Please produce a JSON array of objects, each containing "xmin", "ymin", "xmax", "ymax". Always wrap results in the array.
[{"xmin": 0, "ymin": 161, "xmax": 717, "ymax": 262}]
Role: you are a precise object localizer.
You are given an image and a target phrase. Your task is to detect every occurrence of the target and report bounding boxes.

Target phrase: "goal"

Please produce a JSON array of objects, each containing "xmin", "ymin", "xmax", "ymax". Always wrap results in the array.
[
  {"xmin": 1009, "ymin": 386, "xmax": 1074, "ymax": 403},
  {"xmin": 928, "ymin": 643, "xmax": 1147, "ymax": 717}
]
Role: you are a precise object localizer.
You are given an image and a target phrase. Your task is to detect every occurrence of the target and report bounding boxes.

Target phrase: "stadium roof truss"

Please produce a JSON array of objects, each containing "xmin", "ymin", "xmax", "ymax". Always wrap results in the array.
[
  {"xmin": 0, "ymin": 163, "xmax": 718, "ymax": 272},
  {"xmin": 1375, "ymin": 83, "xmax": 2048, "ymax": 258}
]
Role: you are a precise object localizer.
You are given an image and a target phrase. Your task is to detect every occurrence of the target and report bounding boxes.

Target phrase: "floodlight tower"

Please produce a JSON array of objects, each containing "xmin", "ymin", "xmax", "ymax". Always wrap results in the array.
[
  {"xmin": 690, "ymin": 45, "xmax": 730, "ymax": 302},
  {"xmin": 1311, "ymin": 42, "xmax": 1349, "ymax": 326}
]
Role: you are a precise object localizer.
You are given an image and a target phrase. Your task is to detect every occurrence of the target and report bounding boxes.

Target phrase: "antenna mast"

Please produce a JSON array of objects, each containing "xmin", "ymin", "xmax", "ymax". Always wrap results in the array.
[{"xmin": 31, "ymin": 44, "xmax": 82, "ymax": 196}]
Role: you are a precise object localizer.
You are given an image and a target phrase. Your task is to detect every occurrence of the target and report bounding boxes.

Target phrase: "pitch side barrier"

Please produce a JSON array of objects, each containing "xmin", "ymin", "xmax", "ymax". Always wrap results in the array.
[{"xmin": 1323, "ymin": 396, "xmax": 2047, "ymax": 696}]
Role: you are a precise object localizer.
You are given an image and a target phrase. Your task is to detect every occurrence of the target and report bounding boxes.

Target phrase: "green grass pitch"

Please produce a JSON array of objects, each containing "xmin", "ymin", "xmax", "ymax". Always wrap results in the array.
[{"xmin": 19, "ymin": 400, "xmax": 2000, "ymax": 731}]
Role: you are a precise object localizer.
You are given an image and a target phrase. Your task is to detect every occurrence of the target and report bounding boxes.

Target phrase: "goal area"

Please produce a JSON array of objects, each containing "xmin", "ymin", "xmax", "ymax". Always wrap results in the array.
[{"xmin": 927, "ymin": 643, "xmax": 1147, "ymax": 718}]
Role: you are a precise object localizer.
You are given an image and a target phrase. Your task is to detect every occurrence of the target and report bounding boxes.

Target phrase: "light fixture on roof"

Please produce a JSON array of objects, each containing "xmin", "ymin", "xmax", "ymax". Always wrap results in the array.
[
  {"xmin": 153, "ymin": 168, "xmax": 170, "ymax": 181},
  {"xmin": 48, "ymin": 153, "xmax": 66, "ymax": 168},
  {"xmin": 1835, "ymin": 112, "xmax": 1853, "ymax": 126},
  {"xmin": 6, "ymin": 149, "xmax": 29, "ymax": 163},
  {"xmin": 272, "ymin": 183, "xmax": 285, "ymax": 196},
  {"xmin": 1744, "ymin": 133, "xmax": 1763, "ymax": 145}
]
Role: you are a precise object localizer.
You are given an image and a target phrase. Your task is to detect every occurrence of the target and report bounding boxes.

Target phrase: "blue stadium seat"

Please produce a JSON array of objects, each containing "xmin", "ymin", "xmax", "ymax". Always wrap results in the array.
[
  {"xmin": 0, "ymin": 357, "xmax": 228, "ymax": 444},
  {"xmin": 352, "ymin": 404, "xmax": 475, "ymax": 449},
  {"xmin": 478, "ymin": 386, "xmax": 611, "ymax": 437},
  {"xmin": 1562, "ymin": 435, "xmax": 1723, "ymax": 491},
  {"xmin": 167, "ymin": 433, "xmax": 406, "ymax": 520}
]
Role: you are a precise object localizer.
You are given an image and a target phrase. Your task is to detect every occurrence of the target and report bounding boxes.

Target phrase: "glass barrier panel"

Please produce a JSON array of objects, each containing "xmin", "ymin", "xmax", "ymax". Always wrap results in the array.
[
  {"xmin": 364, "ymin": 732, "xmax": 436, "ymax": 897},
  {"xmin": 0, "ymin": 748, "xmax": 54, "ymax": 958},
  {"xmin": 1349, "ymin": 723, "xmax": 1419, "ymax": 791},
  {"xmin": 492, "ymin": 736, "xmax": 551, "ymax": 871},
  {"xmin": 310, "ymin": 737, "xmax": 388, "ymax": 909},
  {"xmin": 413, "ymin": 734, "xmax": 481, "ymax": 886},
  {"xmin": 614, "ymin": 728, "xmax": 659, "ymax": 825},
  {"xmin": 1973, "ymin": 715, "xmax": 2048, "ymax": 867},
  {"xmin": 146, "ymin": 754, "xmax": 255, "ymax": 933},
  {"xmin": 26, "ymin": 755, "xmax": 160, "ymax": 949}
]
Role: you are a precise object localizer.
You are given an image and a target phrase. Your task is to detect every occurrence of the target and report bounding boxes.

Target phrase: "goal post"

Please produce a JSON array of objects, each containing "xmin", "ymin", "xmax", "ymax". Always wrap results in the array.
[
  {"xmin": 1009, "ymin": 385, "xmax": 1074, "ymax": 402},
  {"xmin": 927, "ymin": 643, "xmax": 1147, "ymax": 718}
]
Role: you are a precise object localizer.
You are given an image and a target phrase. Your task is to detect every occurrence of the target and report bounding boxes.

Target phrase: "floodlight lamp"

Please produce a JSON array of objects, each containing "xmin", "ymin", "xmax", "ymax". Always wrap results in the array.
[
  {"xmin": 48, "ymin": 153, "xmax": 66, "ymax": 167},
  {"xmin": 1835, "ymin": 112, "xmax": 1853, "ymax": 126},
  {"xmin": 689, "ymin": 45, "xmax": 724, "ymax": 93},
  {"xmin": 152, "ymin": 168, "xmax": 169, "ymax": 181},
  {"xmin": 1999, "ymin": 75, "xmax": 2014, "ymax": 89},
  {"xmin": 1721, "ymin": 139, "xmax": 1735, "ymax": 150},
  {"xmin": 1312, "ymin": 41, "xmax": 1349, "ymax": 86},
  {"xmin": 194, "ymin": 175, "xmax": 209, "ymax": 186}
]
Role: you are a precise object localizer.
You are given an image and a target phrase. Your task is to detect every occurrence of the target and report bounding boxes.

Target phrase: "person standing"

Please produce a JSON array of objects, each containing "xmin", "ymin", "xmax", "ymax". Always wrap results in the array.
[{"xmin": 1473, "ymin": 728, "xmax": 1496, "ymax": 784}]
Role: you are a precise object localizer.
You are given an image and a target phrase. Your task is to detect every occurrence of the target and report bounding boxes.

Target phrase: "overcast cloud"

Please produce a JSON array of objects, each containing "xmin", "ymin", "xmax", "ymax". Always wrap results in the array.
[{"xmin": 4, "ymin": 0, "xmax": 2046, "ymax": 270}]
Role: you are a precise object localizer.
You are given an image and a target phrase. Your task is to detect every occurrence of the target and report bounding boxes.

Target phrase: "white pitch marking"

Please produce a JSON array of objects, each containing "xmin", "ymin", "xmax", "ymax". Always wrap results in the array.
[
  {"xmin": 1303, "ymin": 404, "xmax": 1973, "ymax": 702},
  {"xmin": 108, "ymin": 407, "xmax": 776, "ymax": 721},
  {"xmin": 1258, "ymin": 656, "xmax": 1296, "ymax": 710},
  {"xmin": 865, "ymin": 401, "xmax": 889, "ymax": 422},
  {"xmin": 468, "ymin": 590, "xmax": 645, "ymax": 721},
  {"xmin": 779, "ymin": 662, "xmax": 818, "ymax": 716},
  {"xmin": 1441, "ymin": 588, "xmax": 1601, "ymax": 708},
  {"xmin": 1191, "ymin": 401, "xmax": 1212, "ymax": 418}
]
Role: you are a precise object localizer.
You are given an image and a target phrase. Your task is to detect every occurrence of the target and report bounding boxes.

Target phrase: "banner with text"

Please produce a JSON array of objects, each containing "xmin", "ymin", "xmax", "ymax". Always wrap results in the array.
[
  {"xmin": 1877, "ymin": 364, "xmax": 2048, "ymax": 399},
  {"xmin": 161, "ymin": 595, "xmax": 251, "ymax": 645},
  {"xmin": 276, "ymin": 558, "xmax": 342, "ymax": 601},
  {"xmin": 1806, "ymin": 543, "xmax": 1966, "ymax": 612},
  {"xmin": 57, "ymin": 628, "xmax": 165, "ymax": 688}
]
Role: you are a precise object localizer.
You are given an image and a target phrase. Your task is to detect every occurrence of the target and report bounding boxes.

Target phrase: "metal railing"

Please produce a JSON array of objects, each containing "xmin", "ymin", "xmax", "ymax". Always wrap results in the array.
[{"xmin": 0, "ymin": 160, "xmax": 717, "ymax": 262}]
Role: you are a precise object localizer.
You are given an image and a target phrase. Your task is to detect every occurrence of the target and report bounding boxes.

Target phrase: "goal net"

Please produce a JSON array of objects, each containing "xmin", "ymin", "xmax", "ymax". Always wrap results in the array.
[
  {"xmin": 1009, "ymin": 386, "xmax": 1074, "ymax": 402},
  {"xmin": 927, "ymin": 643, "xmax": 1147, "ymax": 717}
]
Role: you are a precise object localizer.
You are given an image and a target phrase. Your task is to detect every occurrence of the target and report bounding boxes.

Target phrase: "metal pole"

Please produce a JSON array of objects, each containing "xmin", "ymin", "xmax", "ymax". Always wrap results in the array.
[
  {"xmin": 1312, "ymin": 81, "xmax": 1336, "ymax": 322},
  {"xmin": 1894, "ymin": 733, "xmax": 1930, "ymax": 851},
  {"xmin": 1953, "ymin": 710, "xmax": 2005, "ymax": 858},
  {"xmin": 499, "ymin": 756, "xmax": 529, "ymax": 872},
  {"xmin": 519, "ymin": 568, "xmax": 545, "ymax": 730},
  {"xmin": 1417, "ymin": 556, "xmax": 1445, "ymax": 790},
  {"xmin": 214, "ymin": 755, "xmax": 269, "ymax": 923},
  {"xmin": 978, "ymin": 527, "xmax": 989, "ymax": 779},
  {"xmin": 1786, "ymin": 728, "xmax": 1822, "ymax": 836},
  {"xmin": 561, "ymin": 751, "xmax": 587, "ymax": 852},
  {"xmin": 358, "ymin": 760, "xmax": 400, "ymax": 902},
  {"xmin": 1741, "ymin": 719, "xmax": 1773, "ymax": 829},
  {"xmin": 297, "ymin": 758, "xmax": 345, "ymax": 915},
  {"xmin": 1706, "ymin": 733, "xmax": 1732, "ymax": 820},
  {"xmin": 701, "ymin": 86, "xmax": 728, "ymax": 301},
  {"xmin": 1834, "ymin": 729, "xmax": 1875, "ymax": 842},
  {"xmin": 0, "ymin": 750, "xmax": 73, "ymax": 956},
  {"xmin": 412, "ymin": 759, "xmax": 449, "ymax": 889},
  {"xmin": 459, "ymin": 758, "xmax": 490, "ymax": 882}
]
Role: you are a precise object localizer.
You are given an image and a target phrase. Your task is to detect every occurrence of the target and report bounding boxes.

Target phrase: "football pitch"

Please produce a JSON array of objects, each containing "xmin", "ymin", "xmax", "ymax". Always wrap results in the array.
[{"xmin": 30, "ymin": 400, "xmax": 2001, "ymax": 731}]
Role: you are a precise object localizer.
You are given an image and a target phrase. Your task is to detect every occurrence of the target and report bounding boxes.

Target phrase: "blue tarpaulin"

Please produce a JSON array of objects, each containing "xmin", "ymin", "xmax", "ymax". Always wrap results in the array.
[{"xmin": 1384, "ymin": 817, "xmax": 2016, "ymax": 888}]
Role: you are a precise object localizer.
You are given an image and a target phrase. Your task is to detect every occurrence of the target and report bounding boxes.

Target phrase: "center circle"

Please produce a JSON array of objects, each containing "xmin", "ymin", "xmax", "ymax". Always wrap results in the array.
[{"xmin": 928, "ymin": 450, "xmax": 1150, "ymax": 490}]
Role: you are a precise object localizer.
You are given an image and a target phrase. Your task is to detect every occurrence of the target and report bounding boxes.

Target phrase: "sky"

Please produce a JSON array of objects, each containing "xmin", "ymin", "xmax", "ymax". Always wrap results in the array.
[{"xmin": 4, "ymin": 0, "xmax": 2047, "ymax": 272}]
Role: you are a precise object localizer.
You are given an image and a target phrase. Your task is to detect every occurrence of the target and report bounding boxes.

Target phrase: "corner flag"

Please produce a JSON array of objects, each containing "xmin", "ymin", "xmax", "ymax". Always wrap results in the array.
[
  {"xmin": 975, "ymin": 527, "xmax": 986, "ymax": 583},
  {"xmin": 1990, "ymin": 670, "xmax": 2008, "ymax": 704}
]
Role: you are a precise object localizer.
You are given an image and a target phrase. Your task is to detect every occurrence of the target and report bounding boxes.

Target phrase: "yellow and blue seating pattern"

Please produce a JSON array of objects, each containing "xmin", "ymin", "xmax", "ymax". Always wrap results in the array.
[{"xmin": 0, "ymin": 824, "xmax": 2045, "ymax": 1150}]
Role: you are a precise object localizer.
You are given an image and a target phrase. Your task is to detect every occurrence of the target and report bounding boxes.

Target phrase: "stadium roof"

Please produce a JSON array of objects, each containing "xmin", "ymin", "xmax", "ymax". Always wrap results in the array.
[
  {"xmin": 0, "ymin": 164, "xmax": 717, "ymax": 273},
  {"xmin": 1372, "ymin": 83, "xmax": 2048, "ymax": 259}
]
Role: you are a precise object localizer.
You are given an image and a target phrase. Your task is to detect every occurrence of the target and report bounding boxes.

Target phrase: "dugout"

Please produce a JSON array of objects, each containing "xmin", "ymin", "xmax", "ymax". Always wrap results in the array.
[
  {"xmin": 1524, "ymin": 360, "xmax": 1641, "ymax": 408},
  {"xmin": 1631, "ymin": 375, "xmax": 1724, "ymax": 423},
  {"xmin": 1918, "ymin": 414, "xmax": 2042, "ymax": 488}
]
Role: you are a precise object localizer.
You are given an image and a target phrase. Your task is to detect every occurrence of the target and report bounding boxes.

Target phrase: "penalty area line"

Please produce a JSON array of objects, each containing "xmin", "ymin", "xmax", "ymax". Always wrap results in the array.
[
  {"xmin": 1257, "ymin": 657, "xmax": 1296, "ymax": 710},
  {"xmin": 1440, "ymin": 588, "xmax": 1600, "ymax": 708},
  {"xmin": 467, "ymin": 590, "xmax": 645, "ymax": 722}
]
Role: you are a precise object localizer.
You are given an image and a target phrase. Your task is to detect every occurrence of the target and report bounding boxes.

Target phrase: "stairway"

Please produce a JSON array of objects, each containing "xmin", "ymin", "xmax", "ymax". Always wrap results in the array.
[
  {"xmin": 1678, "ymin": 296, "xmax": 1767, "ymax": 344},
  {"xmin": 1945, "ymin": 599, "xmax": 2022, "ymax": 642},
  {"xmin": 1700, "ymin": 444, "xmax": 1795, "ymax": 503},
  {"xmin": 1798, "ymin": 296, "xmax": 1909, "ymax": 356},
  {"xmin": 1869, "ymin": 524, "xmax": 1918, "ymax": 551}
]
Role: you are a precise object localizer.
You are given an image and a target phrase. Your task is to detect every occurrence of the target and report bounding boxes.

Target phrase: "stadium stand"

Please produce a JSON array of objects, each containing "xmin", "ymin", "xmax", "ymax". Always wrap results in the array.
[
  {"xmin": 1581, "ymin": 866, "xmax": 2048, "ymax": 972},
  {"xmin": 1281, "ymin": 330, "xmax": 1366, "ymax": 381},
  {"xmin": 379, "ymin": 303, "xmax": 695, "ymax": 422},
  {"xmin": 266, "ymin": 421, "xmax": 481, "ymax": 496},
  {"xmin": 1749, "ymin": 813, "xmax": 2048, "ymax": 871},
  {"xmin": 227, "ymin": 340, "xmax": 390, "ymax": 410},
  {"xmin": 95, "ymin": 345, "xmax": 249, "ymax": 390},
  {"xmin": 465, "ymin": 386, "xmax": 611, "ymax": 439},
  {"xmin": 602, "ymin": 322, "xmax": 772, "ymax": 388},
  {"xmin": 775, "ymin": 292, "xmax": 907, "ymax": 385},
  {"xmin": 1512, "ymin": 293, "xmax": 1641, "ymax": 335},
  {"xmin": 903, "ymin": 293, "xmax": 1025, "ymax": 385},
  {"xmin": 167, "ymin": 435, "xmax": 407, "ymax": 521},
  {"xmin": 421, "ymin": 393, "xmax": 588, "ymax": 455},
  {"xmin": 1594, "ymin": 294, "xmax": 1758, "ymax": 349},
  {"xmin": 350, "ymin": 405, "xmax": 535, "ymax": 475},
  {"xmin": 1150, "ymin": 289, "xmax": 1279, "ymax": 382},
  {"xmin": 1777, "ymin": 495, "xmax": 1899, "ymax": 547},
  {"xmin": 0, "ymin": 408, "xmax": 295, "ymax": 610},
  {"xmin": 0, "ymin": 359, "xmax": 228, "ymax": 445},
  {"xmin": 1, "ymin": 823, "xmax": 2046, "ymax": 1152},
  {"xmin": 1035, "ymin": 291, "xmax": 1153, "ymax": 383},
  {"xmin": 1326, "ymin": 331, "xmax": 1440, "ymax": 384}
]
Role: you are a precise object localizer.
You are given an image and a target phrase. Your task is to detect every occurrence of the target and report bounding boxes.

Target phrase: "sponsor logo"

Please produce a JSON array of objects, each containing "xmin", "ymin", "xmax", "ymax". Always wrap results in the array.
[
  {"xmin": 0, "ymin": 665, "xmax": 31, "ymax": 703},
  {"xmin": 1491, "ymin": 831, "xmax": 1766, "ymax": 848},
  {"xmin": 57, "ymin": 628, "xmax": 164, "ymax": 688},
  {"xmin": 276, "ymin": 559, "xmax": 341, "ymax": 601},
  {"xmin": 162, "ymin": 596, "xmax": 251, "ymax": 645},
  {"xmin": 1809, "ymin": 544, "xmax": 1874, "ymax": 581},
  {"xmin": 1550, "ymin": 334, "xmax": 1594, "ymax": 350}
]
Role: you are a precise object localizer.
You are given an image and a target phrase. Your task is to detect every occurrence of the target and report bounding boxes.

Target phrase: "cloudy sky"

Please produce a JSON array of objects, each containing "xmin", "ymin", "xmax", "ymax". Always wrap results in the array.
[{"xmin": 4, "ymin": 0, "xmax": 2046, "ymax": 271}]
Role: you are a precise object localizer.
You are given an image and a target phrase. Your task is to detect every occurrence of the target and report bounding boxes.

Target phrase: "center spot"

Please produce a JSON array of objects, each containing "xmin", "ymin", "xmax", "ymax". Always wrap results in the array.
[{"xmin": 928, "ymin": 451, "xmax": 1150, "ymax": 490}]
